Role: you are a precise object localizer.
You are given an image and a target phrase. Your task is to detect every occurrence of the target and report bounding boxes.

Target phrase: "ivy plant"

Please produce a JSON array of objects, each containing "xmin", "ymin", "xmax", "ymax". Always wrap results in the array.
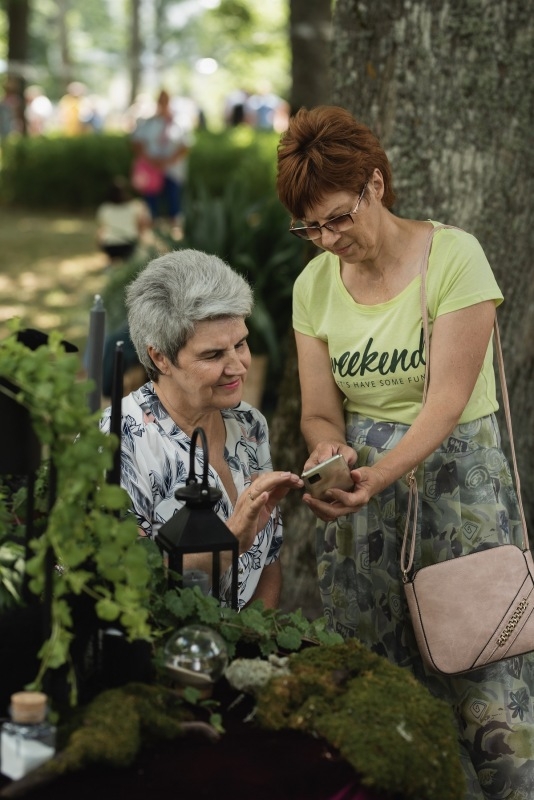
[
  {"xmin": 141, "ymin": 537, "xmax": 342, "ymax": 661},
  {"xmin": 0, "ymin": 321, "xmax": 153, "ymax": 690},
  {"xmin": 0, "ymin": 320, "xmax": 340, "ymax": 703}
]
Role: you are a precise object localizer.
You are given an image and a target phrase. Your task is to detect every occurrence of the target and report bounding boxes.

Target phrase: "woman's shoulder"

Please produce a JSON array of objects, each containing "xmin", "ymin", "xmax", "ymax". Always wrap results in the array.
[
  {"xmin": 429, "ymin": 221, "xmax": 487, "ymax": 257},
  {"xmin": 294, "ymin": 249, "xmax": 336, "ymax": 291}
]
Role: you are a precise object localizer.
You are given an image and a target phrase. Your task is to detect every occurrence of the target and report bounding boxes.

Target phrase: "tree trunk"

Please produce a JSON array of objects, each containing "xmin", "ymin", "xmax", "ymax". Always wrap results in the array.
[
  {"xmin": 331, "ymin": 0, "xmax": 534, "ymax": 532},
  {"xmin": 289, "ymin": 0, "xmax": 332, "ymax": 113},
  {"xmin": 129, "ymin": 0, "xmax": 142, "ymax": 105},
  {"xmin": 6, "ymin": 0, "xmax": 30, "ymax": 133},
  {"xmin": 272, "ymin": 0, "xmax": 534, "ymax": 616},
  {"xmin": 56, "ymin": 0, "xmax": 72, "ymax": 89}
]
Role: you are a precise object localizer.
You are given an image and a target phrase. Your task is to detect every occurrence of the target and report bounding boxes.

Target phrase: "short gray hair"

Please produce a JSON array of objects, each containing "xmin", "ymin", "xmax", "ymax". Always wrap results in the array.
[{"xmin": 126, "ymin": 249, "xmax": 253, "ymax": 381}]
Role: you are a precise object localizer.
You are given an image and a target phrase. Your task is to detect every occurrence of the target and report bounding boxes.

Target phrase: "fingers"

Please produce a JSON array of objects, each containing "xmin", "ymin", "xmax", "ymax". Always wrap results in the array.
[
  {"xmin": 303, "ymin": 443, "xmax": 358, "ymax": 472},
  {"xmin": 249, "ymin": 471, "xmax": 303, "ymax": 499}
]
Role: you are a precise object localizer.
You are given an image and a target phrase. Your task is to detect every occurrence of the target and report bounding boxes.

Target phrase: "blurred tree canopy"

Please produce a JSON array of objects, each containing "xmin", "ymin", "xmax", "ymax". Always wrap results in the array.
[{"xmin": 0, "ymin": 0, "xmax": 292, "ymax": 125}]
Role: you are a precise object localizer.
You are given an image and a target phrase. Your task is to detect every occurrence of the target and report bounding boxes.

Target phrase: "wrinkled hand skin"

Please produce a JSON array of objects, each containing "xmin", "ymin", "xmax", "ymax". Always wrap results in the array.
[{"xmin": 227, "ymin": 471, "xmax": 304, "ymax": 554}]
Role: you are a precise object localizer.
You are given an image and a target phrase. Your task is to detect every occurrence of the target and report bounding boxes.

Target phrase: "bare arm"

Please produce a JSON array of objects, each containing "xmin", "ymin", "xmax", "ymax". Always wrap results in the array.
[
  {"xmin": 295, "ymin": 330, "xmax": 358, "ymax": 469},
  {"xmin": 304, "ymin": 300, "xmax": 497, "ymax": 521}
]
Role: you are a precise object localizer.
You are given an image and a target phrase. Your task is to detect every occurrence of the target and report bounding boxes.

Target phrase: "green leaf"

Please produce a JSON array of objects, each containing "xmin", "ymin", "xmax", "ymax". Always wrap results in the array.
[{"xmin": 95, "ymin": 597, "xmax": 121, "ymax": 622}]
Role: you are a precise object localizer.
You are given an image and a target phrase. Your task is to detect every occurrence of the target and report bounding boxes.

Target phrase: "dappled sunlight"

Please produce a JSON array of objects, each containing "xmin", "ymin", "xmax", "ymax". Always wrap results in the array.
[
  {"xmin": 18, "ymin": 271, "xmax": 55, "ymax": 292},
  {"xmin": 0, "ymin": 211, "xmax": 109, "ymax": 353},
  {"xmin": 0, "ymin": 304, "xmax": 25, "ymax": 323},
  {"xmin": 49, "ymin": 219, "xmax": 93, "ymax": 234},
  {"xmin": 31, "ymin": 311, "xmax": 64, "ymax": 330},
  {"xmin": 58, "ymin": 253, "xmax": 107, "ymax": 278}
]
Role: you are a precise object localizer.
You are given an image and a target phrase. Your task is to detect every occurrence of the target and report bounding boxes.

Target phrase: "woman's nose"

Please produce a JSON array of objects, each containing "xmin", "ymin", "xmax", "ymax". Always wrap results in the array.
[
  {"xmin": 320, "ymin": 227, "xmax": 342, "ymax": 246},
  {"xmin": 224, "ymin": 349, "xmax": 247, "ymax": 372}
]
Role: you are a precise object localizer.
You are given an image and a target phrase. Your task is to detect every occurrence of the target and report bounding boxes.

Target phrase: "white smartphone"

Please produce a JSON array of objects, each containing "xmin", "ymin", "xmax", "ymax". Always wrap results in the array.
[{"xmin": 301, "ymin": 454, "xmax": 354, "ymax": 501}]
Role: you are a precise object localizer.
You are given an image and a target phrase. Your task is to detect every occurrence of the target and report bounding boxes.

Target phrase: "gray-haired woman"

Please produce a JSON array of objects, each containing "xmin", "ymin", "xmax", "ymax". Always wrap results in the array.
[{"xmin": 100, "ymin": 249, "xmax": 302, "ymax": 608}]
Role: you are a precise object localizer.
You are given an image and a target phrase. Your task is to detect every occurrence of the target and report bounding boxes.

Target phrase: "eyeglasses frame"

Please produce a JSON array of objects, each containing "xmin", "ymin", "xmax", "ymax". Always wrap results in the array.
[{"xmin": 289, "ymin": 180, "xmax": 369, "ymax": 241}]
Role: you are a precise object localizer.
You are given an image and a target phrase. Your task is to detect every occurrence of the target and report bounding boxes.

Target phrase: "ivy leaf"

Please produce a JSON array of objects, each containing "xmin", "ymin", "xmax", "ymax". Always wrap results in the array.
[
  {"xmin": 65, "ymin": 569, "xmax": 94, "ymax": 595},
  {"xmin": 276, "ymin": 626, "xmax": 303, "ymax": 652},
  {"xmin": 164, "ymin": 588, "xmax": 196, "ymax": 618},
  {"xmin": 209, "ymin": 712, "xmax": 224, "ymax": 733},
  {"xmin": 95, "ymin": 597, "xmax": 121, "ymax": 621},
  {"xmin": 182, "ymin": 686, "xmax": 203, "ymax": 704}
]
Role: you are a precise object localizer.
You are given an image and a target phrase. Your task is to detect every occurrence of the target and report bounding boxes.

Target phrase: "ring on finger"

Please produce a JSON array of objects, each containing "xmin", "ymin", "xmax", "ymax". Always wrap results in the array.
[{"xmin": 248, "ymin": 491, "xmax": 255, "ymax": 502}]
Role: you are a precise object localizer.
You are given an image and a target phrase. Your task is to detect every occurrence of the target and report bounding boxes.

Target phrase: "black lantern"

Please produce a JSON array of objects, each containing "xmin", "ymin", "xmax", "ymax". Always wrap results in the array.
[{"xmin": 156, "ymin": 427, "xmax": 239, "ymax": 609}]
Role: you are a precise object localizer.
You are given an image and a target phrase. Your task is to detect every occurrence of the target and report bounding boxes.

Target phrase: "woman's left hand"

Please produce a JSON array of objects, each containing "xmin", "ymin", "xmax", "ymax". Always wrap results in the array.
[{"xmin": 302, "ymin": 465, "xmax": 387, "ymax": 522}]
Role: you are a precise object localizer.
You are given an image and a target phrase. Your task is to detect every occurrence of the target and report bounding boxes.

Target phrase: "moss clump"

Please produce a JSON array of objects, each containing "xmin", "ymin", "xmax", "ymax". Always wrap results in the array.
[
  {"xmin": 255, "ymin": 639, "xmax": 465, "ymax": 800},
  {"xmin": 53, "ymin": 682, "xmax": 193, "ymax": 774},
  {"xmin": 0, "ymin": 683, "xmax": 193, "ymax": 798}
]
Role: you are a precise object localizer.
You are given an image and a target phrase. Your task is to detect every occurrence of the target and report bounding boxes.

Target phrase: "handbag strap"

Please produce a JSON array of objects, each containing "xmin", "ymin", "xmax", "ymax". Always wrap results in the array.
[{"xmin": 400, "ymin": 225, "xmax": 529, "ymax": 580}]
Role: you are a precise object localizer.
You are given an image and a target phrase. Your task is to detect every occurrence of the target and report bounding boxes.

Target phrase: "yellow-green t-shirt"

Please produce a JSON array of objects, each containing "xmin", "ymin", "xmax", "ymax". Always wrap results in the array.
[{"xmin": 292, "ymin": 224, "xmax": 503, "ymax": 425}]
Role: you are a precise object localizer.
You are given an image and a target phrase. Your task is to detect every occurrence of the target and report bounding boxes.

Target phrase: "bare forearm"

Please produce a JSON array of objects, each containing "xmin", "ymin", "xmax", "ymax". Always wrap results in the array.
[
  {"xmin": 367, "ymin": 398, "xmax": 463, "ymax": 489},
  {"xmin": 301, "ymin": 414, "xmax": 347, "ymax": 454}
]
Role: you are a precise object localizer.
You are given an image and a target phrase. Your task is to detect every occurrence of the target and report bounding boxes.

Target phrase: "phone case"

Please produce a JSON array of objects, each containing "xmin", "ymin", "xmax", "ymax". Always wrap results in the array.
[{"xmin": 301, "ymin": 454, "xmax": 354, "ymax": 500}]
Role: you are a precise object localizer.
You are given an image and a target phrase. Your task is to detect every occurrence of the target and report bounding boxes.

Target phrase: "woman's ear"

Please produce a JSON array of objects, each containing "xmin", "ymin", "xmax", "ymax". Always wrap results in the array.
[
  {"xmin": 368, "ymin": 168, "xmax": 385, "ymax": 202},
  {"xmin": 147, "ymin": 345, "xmax": 168, "ymax": 375}
]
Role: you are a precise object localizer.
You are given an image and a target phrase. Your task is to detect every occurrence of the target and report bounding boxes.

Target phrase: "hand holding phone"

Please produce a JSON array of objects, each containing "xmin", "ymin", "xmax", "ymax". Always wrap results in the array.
[{"xmin": 301, "ymin": 454, "xmax": 354, "ymax": 501}]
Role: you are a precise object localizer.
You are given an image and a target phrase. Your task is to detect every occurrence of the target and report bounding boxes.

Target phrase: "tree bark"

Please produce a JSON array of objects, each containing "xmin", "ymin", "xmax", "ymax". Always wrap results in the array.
[
  {"xmin": 289, "ymin": 0, "xmax": 332, "ymax": 113},
  {"xmin": 331, "ymin": 0, "xmax": 534, "ymax": 532},
  {"xmin": 6, "ymin": 0, "xmax": 30, "ymax": 133},
  {"xmin": 272, "ymin": 0, "xmax": 534, "ymax": 616},
  {"xmin": 129, "ymin": 0, "xmax": 142, "ymax": 105}
]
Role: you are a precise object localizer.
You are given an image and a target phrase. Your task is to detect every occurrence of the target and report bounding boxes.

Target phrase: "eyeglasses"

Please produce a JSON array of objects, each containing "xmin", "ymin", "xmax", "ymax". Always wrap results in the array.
[{"xmin": 289, "ymin": 181, "xmax": 369, "ymax": 241}]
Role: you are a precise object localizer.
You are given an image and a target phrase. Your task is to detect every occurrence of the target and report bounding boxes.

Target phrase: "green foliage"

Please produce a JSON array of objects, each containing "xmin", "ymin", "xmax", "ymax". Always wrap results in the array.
[
  {"xmin": 0, "ymin": 538, "xmax": 25, "ymax": 610},
  {"xmin": 0, "ymin": 127, "xmax": 281, "ymax": 214},
  {"xmin": 187, "ymin": 128, "xmax": 280, "ymax": 200},
  {"xmin": 0, "ymin": 133, "xmax": 133, "ymax": 210},
  {"xmin": 0, "ymin": 322, "xmax": 153, "ymax": 690},
  {"xmin": 142, "ymin": 538, "xmax": 342, "ymax": 661},
  {"xmin": 256, "ymin": 639, "xmax": 466, "ymax": 800},
  {"xmin": 99, "ymin": 247, "xmax": 158, "ymax": 332}
]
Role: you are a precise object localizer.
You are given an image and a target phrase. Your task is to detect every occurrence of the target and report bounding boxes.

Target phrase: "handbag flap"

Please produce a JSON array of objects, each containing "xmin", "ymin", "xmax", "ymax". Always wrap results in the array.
[{"xmin": 405, "ymin": 545, "xmax": 534, "ymax": 674}]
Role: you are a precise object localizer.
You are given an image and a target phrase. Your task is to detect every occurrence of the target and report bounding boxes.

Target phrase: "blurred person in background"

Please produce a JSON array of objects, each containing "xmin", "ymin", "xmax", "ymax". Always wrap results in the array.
[
  {"xmin": 0, "ymin": 75, "xmax": 24, "ymax": 141},
  {"xmin": 24, "ymin": 85, "xmax": 54, "ymax": 135},
  {"xmin": 96, "ymin": 176, "xmax": 151, "ymax": 267},
  {"xmin": 130, "ymin": 88, "xmax": 193, "ymax": 235},
  {"xmin": 58, "ymin": 81, "xmax": 87, "ymax": 136},
  {"xmin": 244, "ymin": 80, "xmax": 289, "ymax": 132}
]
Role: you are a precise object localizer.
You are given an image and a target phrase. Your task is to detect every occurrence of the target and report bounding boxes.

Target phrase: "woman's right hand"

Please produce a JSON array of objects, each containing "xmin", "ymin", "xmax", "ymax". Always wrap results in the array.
[
  {"xmin": 302, "ymin": 441, "xmax": 357, "ymax": 473},
  {"xmin": 226, "ymin": 471, "xmax": 304, "ymax": 554}
]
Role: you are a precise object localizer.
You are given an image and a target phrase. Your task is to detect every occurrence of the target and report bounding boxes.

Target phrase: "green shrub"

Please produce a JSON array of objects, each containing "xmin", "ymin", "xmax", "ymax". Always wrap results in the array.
[
  {"xmin": 0, "ymin": 127, "xmax": 280, "ymax": 212},
  {"xmin": 0, "ymin": 133, "xmax": 133, "ymax": 210},
  {"xmin": 187, "ymin": 128, "xmax": 279, "ymax": 200}
]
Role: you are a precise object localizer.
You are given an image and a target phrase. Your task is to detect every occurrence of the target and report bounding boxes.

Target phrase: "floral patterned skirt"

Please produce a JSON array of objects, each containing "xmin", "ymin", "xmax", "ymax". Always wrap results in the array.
[{"xmin": 316, "ymin": 412, "xmax": 534, "ymax": 800}]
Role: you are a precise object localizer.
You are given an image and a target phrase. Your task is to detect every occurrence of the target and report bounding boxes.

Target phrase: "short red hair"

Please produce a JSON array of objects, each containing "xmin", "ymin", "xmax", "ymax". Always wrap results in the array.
[{"xmin": 276, "ymin": 105, "xmax": 396, "ymax": 220}]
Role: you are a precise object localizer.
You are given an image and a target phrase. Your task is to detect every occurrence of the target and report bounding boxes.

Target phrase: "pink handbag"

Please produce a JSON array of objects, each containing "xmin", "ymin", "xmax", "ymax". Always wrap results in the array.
[
  {"xmin": 131, "ymin": 156, "xmax": 164, "ymax": 194},
  {"xmin": 401, "ymin": 226, "xmax": 534, "ymax": 676}
]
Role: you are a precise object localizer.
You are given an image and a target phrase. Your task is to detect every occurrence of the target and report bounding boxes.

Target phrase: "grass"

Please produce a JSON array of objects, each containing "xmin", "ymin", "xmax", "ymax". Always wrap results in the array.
[{"xmin": 0, "ymin": 207, "xmax": 109, "ymax": 359}]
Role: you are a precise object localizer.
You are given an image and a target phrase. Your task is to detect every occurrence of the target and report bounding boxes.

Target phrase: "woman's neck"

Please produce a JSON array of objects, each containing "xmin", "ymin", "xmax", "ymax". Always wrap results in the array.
[{"xmin": 152, "ymin": 380, "xmax": 223, "ymax": 441}]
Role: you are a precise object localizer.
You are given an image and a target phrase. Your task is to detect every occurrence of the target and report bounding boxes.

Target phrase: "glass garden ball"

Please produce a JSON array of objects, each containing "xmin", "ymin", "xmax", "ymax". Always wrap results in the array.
[{"xmin": 163, "ymin": 624, "xmax": 229, "ymax": 688}]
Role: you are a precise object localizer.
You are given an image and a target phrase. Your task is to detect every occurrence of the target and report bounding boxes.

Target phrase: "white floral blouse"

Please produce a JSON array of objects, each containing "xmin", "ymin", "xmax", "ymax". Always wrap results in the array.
[{"xmin": 100, "ymin": 382, "xmax": 283, "ymax": 608}]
